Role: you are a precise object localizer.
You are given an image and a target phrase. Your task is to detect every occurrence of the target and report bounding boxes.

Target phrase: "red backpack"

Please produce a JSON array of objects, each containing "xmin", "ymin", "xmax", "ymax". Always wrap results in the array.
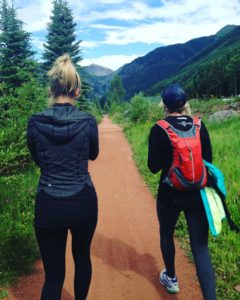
[{"xmin": 157, "ymin": 117, "xmax": 207, "ymax": 191}]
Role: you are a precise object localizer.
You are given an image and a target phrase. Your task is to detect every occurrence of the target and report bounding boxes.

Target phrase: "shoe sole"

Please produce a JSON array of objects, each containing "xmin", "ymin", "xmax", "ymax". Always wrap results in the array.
[{"xmin": 159, "ymin": 278, "xmax": 180, "ymax": 294}]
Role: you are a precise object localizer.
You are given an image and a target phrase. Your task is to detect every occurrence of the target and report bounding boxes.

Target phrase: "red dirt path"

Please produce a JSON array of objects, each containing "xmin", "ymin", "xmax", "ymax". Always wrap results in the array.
[{"xmin": 7, "ymin": 117, "xmax": 203, "ymax": 300}]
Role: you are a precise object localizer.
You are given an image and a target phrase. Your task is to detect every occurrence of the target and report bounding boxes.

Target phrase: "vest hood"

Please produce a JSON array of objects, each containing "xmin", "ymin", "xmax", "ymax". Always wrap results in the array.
[{"xmin": 33, "ymin": 104, "xmax": 91, "ymax": 143}]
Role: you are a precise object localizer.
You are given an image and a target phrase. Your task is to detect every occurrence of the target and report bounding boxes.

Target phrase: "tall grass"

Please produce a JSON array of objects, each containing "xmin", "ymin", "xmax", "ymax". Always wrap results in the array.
[
  {"xmin": 123, "ymin": 116, "xmax": 240, "ymax": 300},
  {"xmin": 0, "ymin": 167, "xmax": 39, "ymax": 286}
]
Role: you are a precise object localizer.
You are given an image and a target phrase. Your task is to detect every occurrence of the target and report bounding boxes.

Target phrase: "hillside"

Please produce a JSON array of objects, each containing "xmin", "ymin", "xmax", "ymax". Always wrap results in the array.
[
  {"xmin": 117, "ymin": 35, "xmax": 216, "ymax": 99},
  {"xmin": 215, "ymin": 24, "xmax": 237, "ymax": 39},
  {"xmin": 83, "ymin": 64, "xmax": 113, "ymax": 77},
  {"xmin": 79, "ymin": 65, "xmax": 113, "ymax": 99},
  {"xmin": 147, "ymin": 25, "xmax": 240, "ymax": 98},
  {"xmin": 80, "ymin": 25, "xmax": 239, "ymax": 101}
]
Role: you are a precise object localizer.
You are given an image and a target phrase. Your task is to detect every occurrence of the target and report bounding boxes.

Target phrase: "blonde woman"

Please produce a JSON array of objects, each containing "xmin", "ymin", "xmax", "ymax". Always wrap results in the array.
[{"xmin": 27, "ymin": 54, "xmax": 99, "ymax": 300}]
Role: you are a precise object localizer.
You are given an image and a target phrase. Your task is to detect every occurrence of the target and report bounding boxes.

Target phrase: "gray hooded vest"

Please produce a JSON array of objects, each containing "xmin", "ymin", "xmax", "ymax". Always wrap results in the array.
[{"xmin": 27, "ymin": 103, "xmax": 99, "ymax": 199}]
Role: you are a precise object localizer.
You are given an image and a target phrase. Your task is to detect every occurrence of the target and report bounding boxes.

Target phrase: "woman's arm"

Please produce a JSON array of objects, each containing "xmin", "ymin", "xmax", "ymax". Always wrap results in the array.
[
  {"xmin": 148, "ymin": 124, "xmax": 171, "ymax": 174},
  {"xmin": 89, "ymin": 117, "xmax": 99, "ymax": 160},
  {"xmin": 200, "ymin": 121, "xmax": 212, "ymax": 163},
  {"xmin": 27, "ymin": 118, "xmax": 40, "ymax": 166}
]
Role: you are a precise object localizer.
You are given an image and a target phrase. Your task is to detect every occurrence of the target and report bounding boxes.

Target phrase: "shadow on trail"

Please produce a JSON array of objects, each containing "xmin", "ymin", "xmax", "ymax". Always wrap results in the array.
[{"xmin": 92, "ymin": 233, "xmax": 180, "ymax": 299}]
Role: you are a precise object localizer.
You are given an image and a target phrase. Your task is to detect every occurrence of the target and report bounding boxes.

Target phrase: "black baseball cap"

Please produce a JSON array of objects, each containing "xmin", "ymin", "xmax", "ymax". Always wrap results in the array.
[{"xmin": 162, "ymin": 84, "xmax": 187, "ymax": 108}]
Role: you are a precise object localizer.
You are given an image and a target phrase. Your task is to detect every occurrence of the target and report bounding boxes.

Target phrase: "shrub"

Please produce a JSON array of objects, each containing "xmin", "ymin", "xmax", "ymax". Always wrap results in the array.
[
  {"xmin": 0, "ymin": 167, "xmax": 39, "ymax": 285},
  {"xmin": 128, "ymin": 93, "xmax": 150, "ymax": 123},
  {"xmin": 0, "ymin": 82, "xmax": 46, "ymax": 175}
]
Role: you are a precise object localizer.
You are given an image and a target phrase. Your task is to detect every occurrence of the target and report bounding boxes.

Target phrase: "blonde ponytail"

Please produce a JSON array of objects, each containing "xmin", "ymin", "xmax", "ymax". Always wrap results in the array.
[{"xmin": 47, "ymin": 54, "xmax": 81, "ymax": 100}]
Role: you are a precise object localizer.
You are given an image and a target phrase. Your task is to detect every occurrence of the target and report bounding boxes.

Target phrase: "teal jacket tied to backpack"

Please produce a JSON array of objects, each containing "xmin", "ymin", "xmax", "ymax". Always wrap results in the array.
[
  {"xmin": 200, "ymin": 187, "xmax": 226, "ymax": 237},
  {"xmin": 201, "ymin": 160, "xmax": 239, "ymax": 237}
]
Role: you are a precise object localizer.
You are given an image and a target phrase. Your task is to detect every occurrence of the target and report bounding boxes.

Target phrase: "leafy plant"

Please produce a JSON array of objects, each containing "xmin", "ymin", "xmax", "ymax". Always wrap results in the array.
[
  {"xmin": 0, "ymin": 167, "xmax": 39, "ymax": 285},
  {"xmin": 0, "ymin": 81, "xmax": 46, "ymax": 175}
]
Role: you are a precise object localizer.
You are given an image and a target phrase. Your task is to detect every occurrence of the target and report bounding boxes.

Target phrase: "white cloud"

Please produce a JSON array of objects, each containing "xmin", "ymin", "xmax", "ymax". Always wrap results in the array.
[
  {"xmin": 16, "ymin": 0, "xmax": 240, "ymax": 43},
  {"xmin": 74, "ymin": 0, "xmax": 240, "ymax": 24},
  {"xmin": 91, "ymin": 24, "xmax": 124, "ymax": 30},
  {"xmin": 98, "ymin": 0, "xmax": 127, "ymax": 3},
  {"xmin": 102, "ymin": 21, "xmax": 234, "ymax": 46},
  {"xmin": 18, "ymin": 1, "xmax": 52, "ymax": 32},
  {"xmin": 31, "ymin": 37, "xmax": 45, "ymax": 51},
  {"xmin": 81, "ymin": 54, "xmax": 140, "ymax": 70},
  {"xmin": 93, "ymin": 0, "xmax": 240, "ymax": 46},
  {"xmin": 13, "ymin": 0, "xmax": 240, "ymax": 71},
  {"xmin": 81, "ymin": 41, "xmax": 100, "ymax": 48}
]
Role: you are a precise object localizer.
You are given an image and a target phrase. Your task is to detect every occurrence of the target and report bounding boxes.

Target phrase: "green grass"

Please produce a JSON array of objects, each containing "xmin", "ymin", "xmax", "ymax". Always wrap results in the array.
[
  {"xmin": 190, "ymin": 98, "xmax": 226, "ymax": 115},
  {"xmin": 123, "ymin": 116, "xmax": 240, "ymax": 300},
  {"xmin": 0, "ymin": 290, "xmax": 8, "ymax": 299},
  {"xmin": 0, "ymin": 166, "xmax": 39, "ymax": 286}
]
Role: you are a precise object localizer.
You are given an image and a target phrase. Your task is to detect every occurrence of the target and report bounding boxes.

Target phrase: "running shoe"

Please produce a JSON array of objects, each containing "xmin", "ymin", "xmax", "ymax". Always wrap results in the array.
[{"xmin": 159, "ymin": 269, "xmax": 180, "ymax": 294}]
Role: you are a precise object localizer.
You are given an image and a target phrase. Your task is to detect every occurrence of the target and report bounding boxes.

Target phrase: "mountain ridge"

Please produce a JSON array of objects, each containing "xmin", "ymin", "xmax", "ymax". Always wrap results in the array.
[
  {"xmin": 83, "ymin": 64, "xmax": 113, "ymax": 77},
  {"xmin": 147, "ymin": 25, "xmax": 240, "ymax": 98},
  {"xmin": 80, "ymin": 25, "xmax": 239, "ymax": 100},
  {"xmin": 116, "ymin": 35, "xmax": 217, "ymax": 98}
]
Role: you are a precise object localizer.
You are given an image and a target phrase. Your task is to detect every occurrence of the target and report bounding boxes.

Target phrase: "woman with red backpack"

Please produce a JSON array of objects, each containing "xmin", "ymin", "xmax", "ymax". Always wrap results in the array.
[{"xmin": 148, "ymin": 84, "xmax": 216, "ymax": 300}]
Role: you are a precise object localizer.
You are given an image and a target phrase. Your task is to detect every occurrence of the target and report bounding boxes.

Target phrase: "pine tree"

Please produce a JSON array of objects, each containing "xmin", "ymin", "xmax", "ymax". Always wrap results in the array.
[
  {"xmin": 107, "ymin": 75, "xmax": 126, "ymax": 105},
  {"xmin": 43, "ymin": 0, "xmax": 82, "ymax": 69},
  {"xmin": 0, "ymin": 0, "xmax": 35, "ymax": 92},
  {"xmin": 43, "ymin": 0, "xmax": 93, "ymax": 110},
  {"xmin": 226, "ymin": 52, "xmax": 240, "ymax": 96}
]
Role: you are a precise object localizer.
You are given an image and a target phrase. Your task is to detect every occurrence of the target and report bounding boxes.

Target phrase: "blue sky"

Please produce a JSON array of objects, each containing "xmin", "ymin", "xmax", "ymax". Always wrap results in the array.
[{"xmin": 15, "ymin": 0, "xmax": 240, "ymax": 70}]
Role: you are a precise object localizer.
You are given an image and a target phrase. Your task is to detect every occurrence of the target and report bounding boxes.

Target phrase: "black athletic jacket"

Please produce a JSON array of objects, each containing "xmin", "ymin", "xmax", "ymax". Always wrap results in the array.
[
  {"xmin": 148, "ymin": 115, "xmax": 212, "ymax": 208},
  {"xmin": 27, "ymin": 103, "xmax": 99, "ymax": 200}
]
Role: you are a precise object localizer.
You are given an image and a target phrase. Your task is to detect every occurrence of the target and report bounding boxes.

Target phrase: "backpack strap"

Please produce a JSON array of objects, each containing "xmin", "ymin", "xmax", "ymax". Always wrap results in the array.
[
  {"xmin": 156, "ymin": 120, "xmax": 174, "ymax": 141},
  {"xmin": 193, "ymin": 116, "xmax": 201, "ymax": 128},
  {"xmin": 156, "ymin": 119, "xmax": 171, "ymax": 130}
]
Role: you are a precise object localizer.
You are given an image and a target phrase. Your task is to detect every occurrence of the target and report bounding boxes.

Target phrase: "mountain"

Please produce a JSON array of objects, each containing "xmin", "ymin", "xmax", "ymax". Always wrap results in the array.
[
  {"xmin": 116, "ymin": 36, "xmax": 217, "ymax": 99},
  {"xmin": 80, "ymin": 25, "xmax": 239, "ymax": 100},
  {"xmin": 83, "ymin": 64, "xmax": 113, "ymax": 77},
  {"xmin": 147, "ymin": 25, "xmax": 240, "ymax": 98},
  {"xmin": 79, "ymin": 64, "xmax": 113, "ymax": 99},
  {"xmin": 215, "ymin": 25, "xmax": 237, "ymax": 39}
]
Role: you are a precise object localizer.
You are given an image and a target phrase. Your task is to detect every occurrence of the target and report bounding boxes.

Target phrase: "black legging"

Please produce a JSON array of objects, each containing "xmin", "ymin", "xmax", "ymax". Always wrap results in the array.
[
  {"xmin": 35, "ymin": 220, "xmax": 97, "ymax": 300},
  {"xmin": 157, "ymin": 200, "xmax": 216, "ymax": 300}
]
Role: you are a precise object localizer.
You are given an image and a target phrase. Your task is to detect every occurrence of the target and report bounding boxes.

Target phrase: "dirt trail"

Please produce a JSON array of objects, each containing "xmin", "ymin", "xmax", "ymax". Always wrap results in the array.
[{"xmin": 8, "ymin": 117, "xmax": 203, "ymax": 300}]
